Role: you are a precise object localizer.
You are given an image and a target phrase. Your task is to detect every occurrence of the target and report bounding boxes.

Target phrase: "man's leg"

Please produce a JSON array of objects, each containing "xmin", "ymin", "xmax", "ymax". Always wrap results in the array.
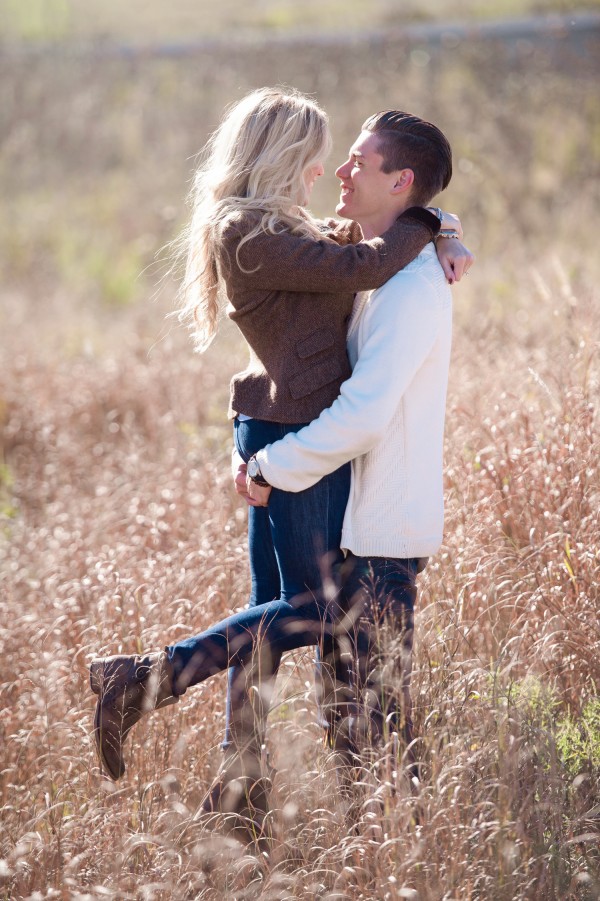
[{"xmin": 341, "ymin": 556, "xmax": 419, "ymax": 753}]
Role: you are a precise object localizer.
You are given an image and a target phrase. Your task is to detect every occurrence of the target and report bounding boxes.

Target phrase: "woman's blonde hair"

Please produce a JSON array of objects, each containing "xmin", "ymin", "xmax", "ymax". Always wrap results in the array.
[{"xmin": 177, "ymin": 86, "xmax": 332, "ymax": 352}]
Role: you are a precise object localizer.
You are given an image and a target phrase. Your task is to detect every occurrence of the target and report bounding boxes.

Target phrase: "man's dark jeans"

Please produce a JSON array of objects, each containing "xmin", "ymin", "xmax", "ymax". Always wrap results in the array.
[{"xmin": 337, "ymin": 555, "xmax": 421, "ymax": 753}]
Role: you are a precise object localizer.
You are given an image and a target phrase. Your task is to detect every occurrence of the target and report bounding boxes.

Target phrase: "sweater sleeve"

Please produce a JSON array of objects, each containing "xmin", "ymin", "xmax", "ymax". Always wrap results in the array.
[
  {"xmin": 223, "ymin": 208, "xmax": 439, "ymax": 295},
  {"xmin": 255, "ymin": 273, "xmax": 440, "ymax": 492}
]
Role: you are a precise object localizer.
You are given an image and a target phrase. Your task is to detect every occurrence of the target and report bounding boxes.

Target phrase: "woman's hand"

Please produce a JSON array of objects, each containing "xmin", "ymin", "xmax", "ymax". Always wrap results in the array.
[
  {"xmin": 435, "ymin": 239, "xmax": 474, "ymax": 284},
  {"xmin": 246, "ymin": 475, "xmax": 272, "ymax": 507}
]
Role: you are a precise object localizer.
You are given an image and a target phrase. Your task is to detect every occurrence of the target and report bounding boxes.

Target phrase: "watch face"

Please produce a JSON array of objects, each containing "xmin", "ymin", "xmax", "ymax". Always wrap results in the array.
[{"xmin": 248, "ymin": 459, "xmax": 260, "ymax": 478}]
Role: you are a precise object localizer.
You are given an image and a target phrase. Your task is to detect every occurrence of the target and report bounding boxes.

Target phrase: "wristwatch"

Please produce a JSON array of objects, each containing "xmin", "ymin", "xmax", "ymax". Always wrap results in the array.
[{"xmin": 247, "ymin": 455, "xmax": 270, "ymax": 487}]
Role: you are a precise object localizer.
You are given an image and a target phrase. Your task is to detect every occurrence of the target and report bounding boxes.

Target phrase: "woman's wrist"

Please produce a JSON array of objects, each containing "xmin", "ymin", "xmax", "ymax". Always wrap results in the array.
[
  {"xmin": 436, "ymin": 229, "xmax": 461, "ymax": 240},
  {"xmin": 427, "ymin": 207, "xmax": 463, "ymax": 240}
]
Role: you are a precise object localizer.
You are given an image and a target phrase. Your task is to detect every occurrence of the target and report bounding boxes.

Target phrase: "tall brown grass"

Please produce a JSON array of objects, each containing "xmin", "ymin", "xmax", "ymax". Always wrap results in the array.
[
  {"xmin": 2, "ymin": 259, "xmax": 598, "ymax": 899},
  {"xmin": 1, "ymin": 23, "xmax": 600, "ymax": 901}
]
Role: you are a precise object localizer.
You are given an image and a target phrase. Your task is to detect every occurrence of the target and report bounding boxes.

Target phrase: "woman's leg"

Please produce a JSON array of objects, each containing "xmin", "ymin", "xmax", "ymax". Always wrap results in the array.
[
  {"xmin": 222, "ymin": 419, "xmax": 293, "ymax": 755},
  {"xmin": 170, "ymin": 421, "xmax": 348, "ymax": 681},
  {"xmin": 230, "ymin": 418, "xmax": 351, "ymax": 749},
  {"xmin": 166, "ymin": 595, "xmax": 329, "ymax": 693},
  {"xmin": 234, "ymin": 417, "xmax": 350, "ymax": 601},
  {"xmin": 265, "ymin": 456, "xmax": 352, "ymax": 745},
  {"xmin": 91, "ymin": 417, "xmax": 350, "ymax": 784},
  {"xmin": 91, "ymin": 594, "xmax": 333, "ymax": 783}
]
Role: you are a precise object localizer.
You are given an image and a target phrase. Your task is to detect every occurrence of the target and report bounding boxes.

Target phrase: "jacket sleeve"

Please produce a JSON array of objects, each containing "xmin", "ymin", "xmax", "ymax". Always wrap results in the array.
[
  {"xmin": 255, "ymin": 274, "xmax": 440, "ymax": 491},
  {"xmin": 316, "ymin": 218, "xmax": 363, "ymax": 246},
  {"xmin": 222, "ymin": 208, "xmax": 439, "ymax": 295}
]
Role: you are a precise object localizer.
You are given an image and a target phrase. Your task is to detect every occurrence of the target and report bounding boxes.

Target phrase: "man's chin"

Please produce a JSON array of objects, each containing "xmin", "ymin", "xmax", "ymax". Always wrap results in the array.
[{"xmin": 335, "ymin": 200, "xmax": 352, "ymax": 218}]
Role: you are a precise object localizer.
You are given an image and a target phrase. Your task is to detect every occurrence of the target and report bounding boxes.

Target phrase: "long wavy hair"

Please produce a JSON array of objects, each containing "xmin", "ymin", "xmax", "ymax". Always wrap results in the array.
[{"xmin": 176, "ymin": 87, "xmax": 332, "ymax": 352}]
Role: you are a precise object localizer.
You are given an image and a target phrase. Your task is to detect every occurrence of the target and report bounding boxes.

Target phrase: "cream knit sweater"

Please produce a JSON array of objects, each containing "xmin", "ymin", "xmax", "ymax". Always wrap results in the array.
[{"xmin": 255, "ymin": 244, "xmax": 452, "ymax": 558}]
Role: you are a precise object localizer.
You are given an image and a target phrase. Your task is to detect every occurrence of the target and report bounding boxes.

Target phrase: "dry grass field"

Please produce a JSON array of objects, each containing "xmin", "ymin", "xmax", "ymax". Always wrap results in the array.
[{"xmin": 1, "ymin": 9, "xmax": 600, "ymax": 900}]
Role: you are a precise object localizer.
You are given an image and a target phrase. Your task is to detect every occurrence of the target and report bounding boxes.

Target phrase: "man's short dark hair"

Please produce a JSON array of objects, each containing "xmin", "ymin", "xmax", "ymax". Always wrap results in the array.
[{"xmin": 362, "ymin": 110, "xmax": 452, "ymax": 206}]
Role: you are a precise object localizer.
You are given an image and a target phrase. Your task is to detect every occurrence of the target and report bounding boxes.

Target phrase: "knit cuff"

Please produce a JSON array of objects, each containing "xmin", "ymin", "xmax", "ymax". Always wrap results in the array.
[{"xmin": 401, "ymin": 206, "xmax": 441, "ymax": 238}]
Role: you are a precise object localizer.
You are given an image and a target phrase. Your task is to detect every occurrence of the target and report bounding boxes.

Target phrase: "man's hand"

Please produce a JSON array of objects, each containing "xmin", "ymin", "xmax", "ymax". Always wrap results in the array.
[
  {"xmin": 435, "ymin": 239, "xmax": 474, "ymax": 284},
  {"xmin": 246, "ymin": 474, "xmax": 272, "ymax": 507},
  {"xmin": 233, "ymin": 459, "xmax": 265, "ymax": 507}
]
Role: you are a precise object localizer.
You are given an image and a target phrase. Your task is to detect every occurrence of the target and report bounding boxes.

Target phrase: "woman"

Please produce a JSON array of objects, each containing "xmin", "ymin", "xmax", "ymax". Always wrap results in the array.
[{"xmin": 90, "ymin": 87, "xmax": 467, "ymax": 817}]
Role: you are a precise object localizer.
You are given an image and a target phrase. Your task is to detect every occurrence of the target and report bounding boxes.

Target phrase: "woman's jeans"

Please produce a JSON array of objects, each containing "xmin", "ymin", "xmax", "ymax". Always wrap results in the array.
[
  {"xmin": 165, "ymin": 552, "xmax": 420, "ymax": 758},
  {"xmin": 234, "ymin": 417, "xmax": 350, "ymax": 604},
  {"xmin": 167, "ymin": 417, "xmax": 351, "ymax": 754},
  {"xmin": 166, "ymin": 482, "xmax": 420, "ymax": 761}
]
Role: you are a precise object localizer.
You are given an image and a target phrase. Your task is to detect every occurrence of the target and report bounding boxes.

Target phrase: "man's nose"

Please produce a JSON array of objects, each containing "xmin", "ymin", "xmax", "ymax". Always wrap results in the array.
[{"xmin": 335, "ymin": 160, "xmax": 351, "ymax": 179}]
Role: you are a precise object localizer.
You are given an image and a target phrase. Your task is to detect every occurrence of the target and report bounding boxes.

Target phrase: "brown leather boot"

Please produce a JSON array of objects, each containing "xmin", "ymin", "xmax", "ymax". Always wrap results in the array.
[{"xmin": 89, "ymin": 651, "xmax": 178, "ymax": 780}]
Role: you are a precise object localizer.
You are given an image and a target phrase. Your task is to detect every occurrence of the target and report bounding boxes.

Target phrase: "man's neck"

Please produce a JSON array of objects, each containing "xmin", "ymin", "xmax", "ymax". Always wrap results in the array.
[{"xmin": 356, "ymin": 204, "xmax": 410, "ymax": 240}]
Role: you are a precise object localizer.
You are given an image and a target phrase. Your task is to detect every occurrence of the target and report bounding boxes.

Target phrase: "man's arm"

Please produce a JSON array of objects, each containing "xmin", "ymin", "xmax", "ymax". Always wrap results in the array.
[{"xmin": 253, "ymin": 273, "xmax": 443, "ymax": 493}]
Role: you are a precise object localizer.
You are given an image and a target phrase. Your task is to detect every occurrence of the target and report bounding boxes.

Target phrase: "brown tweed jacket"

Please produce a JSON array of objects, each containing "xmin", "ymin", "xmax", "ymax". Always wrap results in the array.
[{"xmin": 220, "ymin": 207, "xmax": 440, "ymax": 424}]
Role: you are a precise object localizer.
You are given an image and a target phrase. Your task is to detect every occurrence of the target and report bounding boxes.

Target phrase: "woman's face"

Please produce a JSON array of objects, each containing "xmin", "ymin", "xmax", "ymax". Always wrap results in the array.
[{"xmin": 301, "ymin": 160, "xmax": 325, "ymax": 204}]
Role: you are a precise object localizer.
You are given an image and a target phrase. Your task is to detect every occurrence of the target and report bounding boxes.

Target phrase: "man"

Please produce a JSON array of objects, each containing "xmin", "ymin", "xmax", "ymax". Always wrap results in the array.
[{"xmin": 243, "ymin": 110, "xmax": 469, "ymax": 760}]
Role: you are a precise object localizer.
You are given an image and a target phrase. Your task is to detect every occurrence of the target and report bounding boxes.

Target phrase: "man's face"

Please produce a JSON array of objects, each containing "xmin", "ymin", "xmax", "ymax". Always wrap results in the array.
[{"xmin": 335, "ymin": 130, "xmax": 411, "ymax": 225}]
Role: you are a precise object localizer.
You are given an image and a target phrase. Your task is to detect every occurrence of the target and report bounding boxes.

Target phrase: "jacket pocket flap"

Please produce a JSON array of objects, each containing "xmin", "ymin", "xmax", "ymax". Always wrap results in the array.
[
  {"xmin": 296, "ymin": 328, "xmax": 335, "ymax": 360},
  {"xmin": 289, "ymin": 357, "xmax": 345, "ymax": 400}
]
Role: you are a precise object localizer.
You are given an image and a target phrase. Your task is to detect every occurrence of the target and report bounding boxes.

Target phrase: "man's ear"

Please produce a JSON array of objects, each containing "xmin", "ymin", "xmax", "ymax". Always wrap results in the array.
[{"xmin": 391, "ymin": 168, "xmax": 415, "ymax": 194}]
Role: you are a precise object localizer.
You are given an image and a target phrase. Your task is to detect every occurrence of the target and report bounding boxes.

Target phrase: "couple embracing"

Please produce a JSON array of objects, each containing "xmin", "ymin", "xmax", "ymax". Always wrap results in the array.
[{"xmin": 90, "ymin": 86, "xmax": 473, "ymax": 836}]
